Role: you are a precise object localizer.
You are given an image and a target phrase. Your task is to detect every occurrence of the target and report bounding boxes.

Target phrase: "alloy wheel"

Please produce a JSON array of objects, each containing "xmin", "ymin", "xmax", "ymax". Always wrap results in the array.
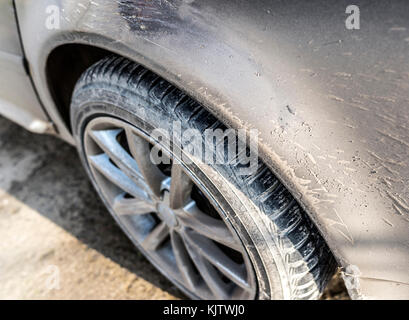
[{"xmin": 82, "ymin": 117, "xmax": 257, "ymax": 300}]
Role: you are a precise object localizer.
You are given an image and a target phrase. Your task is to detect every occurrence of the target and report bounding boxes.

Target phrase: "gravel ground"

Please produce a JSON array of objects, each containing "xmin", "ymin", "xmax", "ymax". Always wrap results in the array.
[{"xmin": 0, "ymin": 116, "xmax": 349, "ymax": 300}]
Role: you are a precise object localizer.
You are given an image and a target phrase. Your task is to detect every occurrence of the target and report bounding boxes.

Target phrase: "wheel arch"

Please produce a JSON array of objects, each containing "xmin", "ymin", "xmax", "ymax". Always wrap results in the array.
[{"xmin": 46, "ymin": 43, "xmax": 113, "ymax": 133}]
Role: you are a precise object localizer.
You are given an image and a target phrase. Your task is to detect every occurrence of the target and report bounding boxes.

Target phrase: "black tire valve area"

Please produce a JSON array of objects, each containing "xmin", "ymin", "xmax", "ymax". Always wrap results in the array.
[{"xmin": 70, "ymin": 56, "xmax": 336, "ymax": 300}]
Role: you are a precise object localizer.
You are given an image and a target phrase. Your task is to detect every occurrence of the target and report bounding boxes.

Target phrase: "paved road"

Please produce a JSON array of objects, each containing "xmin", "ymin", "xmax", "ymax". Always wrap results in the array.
[{"xmin": 0, "ymin": 116, "xmax": 348, "ymax": 299}]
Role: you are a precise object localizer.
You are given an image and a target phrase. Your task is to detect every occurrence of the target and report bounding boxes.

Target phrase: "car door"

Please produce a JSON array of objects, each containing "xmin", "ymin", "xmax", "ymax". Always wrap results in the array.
[{"xmin": 0, "ymin": 0, "xmax": 51, "ymax": 133}]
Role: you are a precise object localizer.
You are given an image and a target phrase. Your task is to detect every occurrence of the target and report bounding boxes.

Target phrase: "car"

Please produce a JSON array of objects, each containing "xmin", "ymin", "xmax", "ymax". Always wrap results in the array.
[{"xmin": 1, "ymin": 0, "xmax": 408, "ymax": 300}]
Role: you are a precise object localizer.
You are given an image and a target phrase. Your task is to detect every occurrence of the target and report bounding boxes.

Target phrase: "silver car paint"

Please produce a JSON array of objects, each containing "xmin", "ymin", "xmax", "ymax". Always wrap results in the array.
[{"xmin": 0, "ymin": 0, "xmax": 52, "ymax": 133}]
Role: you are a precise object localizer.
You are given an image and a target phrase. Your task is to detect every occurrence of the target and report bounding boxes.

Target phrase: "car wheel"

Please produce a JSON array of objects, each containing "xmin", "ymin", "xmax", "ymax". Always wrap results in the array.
[{"xmin": 70, "ymin": 56, "xmax": 336, "ymax": 300}]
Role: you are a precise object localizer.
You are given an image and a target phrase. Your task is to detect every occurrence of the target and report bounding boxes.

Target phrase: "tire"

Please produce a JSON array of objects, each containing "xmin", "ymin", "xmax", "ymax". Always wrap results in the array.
[{"xmin": 70, "ymin": 56, "xmax": 336, "ymax": 300}]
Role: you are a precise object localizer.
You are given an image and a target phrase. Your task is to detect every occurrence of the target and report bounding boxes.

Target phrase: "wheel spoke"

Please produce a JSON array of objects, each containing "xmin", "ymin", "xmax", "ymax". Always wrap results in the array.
[
  {"xmin": 113, "ymin": 193, "xmax": 155, "ymax": 216},
  {"xmin": 169, "ymin": 162, "xmax": 193, "ymax": 209},
  {"xmin": 183, "ymin": 236, "xmax": 232, "ymax": 300},
  {"xmin": 125, "ymin": 128, "xmax": 167, "ymax": 197},
  {"xmin": 160, "ymin": 177, "xmax": 172, "ymax": 192},
  {"xmin": 184, "ymin": 229, "xmax": 250, "ymax": 290},
  {"xmin": 88, "ymin": 154, "xmax": 150, "ymax": 200},
  {"xmin": 89, "ymin": 129, "xmax": 143, "ymax": 184},
  {"xmin": 182, "ymin": 201, "xmax": 241, "ymax": 251},
  {"xmin": 141, "ymin": 222, "xmax": 169, "ymax": 252},
  {"xmin": 170, "ymin": 231, "xmax": 199, "ymax": 290}
]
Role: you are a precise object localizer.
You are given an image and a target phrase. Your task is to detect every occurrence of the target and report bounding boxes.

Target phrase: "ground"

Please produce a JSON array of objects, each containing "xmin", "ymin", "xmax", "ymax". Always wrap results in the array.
[{"xmin": 0, "ymin": 116, "xmax": 349, "ymax": 300}]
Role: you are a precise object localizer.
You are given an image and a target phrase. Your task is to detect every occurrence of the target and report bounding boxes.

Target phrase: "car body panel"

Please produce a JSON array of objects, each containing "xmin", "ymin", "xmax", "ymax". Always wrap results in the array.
[
  {"xmin": 0, "ymin": 0, "xmax": 52, "ymax": 133},
  {"xmin": 10, "ymin": 0, "xmax": 409, "ymax": 298}
]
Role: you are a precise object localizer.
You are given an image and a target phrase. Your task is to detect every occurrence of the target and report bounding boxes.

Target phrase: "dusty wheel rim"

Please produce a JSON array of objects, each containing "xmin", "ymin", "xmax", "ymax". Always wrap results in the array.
[{"xmin": 82, "ymin": 117, "xmax": 257, "ymax": 300}]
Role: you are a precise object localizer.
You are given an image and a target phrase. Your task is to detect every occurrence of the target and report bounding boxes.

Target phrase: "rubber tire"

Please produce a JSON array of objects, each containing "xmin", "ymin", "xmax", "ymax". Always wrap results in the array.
[{"xmin": 70, "ymin": 56, "xmax": 336, "ymax": 300}]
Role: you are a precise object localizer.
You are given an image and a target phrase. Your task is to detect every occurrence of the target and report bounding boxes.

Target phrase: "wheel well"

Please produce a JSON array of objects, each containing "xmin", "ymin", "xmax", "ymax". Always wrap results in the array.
[{"xmin": 46, "ymin": 44, "xmax": 115, "ymax": 133}]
